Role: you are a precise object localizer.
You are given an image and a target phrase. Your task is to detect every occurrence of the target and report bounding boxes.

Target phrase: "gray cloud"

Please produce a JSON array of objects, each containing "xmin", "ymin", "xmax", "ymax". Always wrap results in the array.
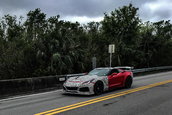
[
  {"xmin": 140, "ymin": 0, "xmax": 172, "ymax": 21},
  {"xmin": 154, "ymin": 9, "xmax": 172, "ymax": 19},
  {"xmin": 31, "ymin": 0, "xmax": 132, "ymax": 17},
  {"xmin": 0, "ymin": 0, "xmax": 32, "ymax": 11},
  {"xmin": 0, "ymin": 0, "xmax": 172, "ymax": 23}
]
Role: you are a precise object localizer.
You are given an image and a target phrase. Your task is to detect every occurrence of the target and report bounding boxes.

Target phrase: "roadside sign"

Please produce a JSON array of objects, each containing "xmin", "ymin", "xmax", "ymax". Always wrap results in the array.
[
  {"xmin": 109, "ymin": 44, "xmax": 115, "ymax": 53},
  {"xmin": 109, "ymin": 44, "xmax": 115, "ymax": 67}
]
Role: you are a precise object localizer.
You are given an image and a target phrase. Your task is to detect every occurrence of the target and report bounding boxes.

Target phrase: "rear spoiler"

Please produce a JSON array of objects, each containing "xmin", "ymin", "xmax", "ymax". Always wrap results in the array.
[{"xmin": 114, "ymin": 66, "xmax": 134, "ymax": 71}]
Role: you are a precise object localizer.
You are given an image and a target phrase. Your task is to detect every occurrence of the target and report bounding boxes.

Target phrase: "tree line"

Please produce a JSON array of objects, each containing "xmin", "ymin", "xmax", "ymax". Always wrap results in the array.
[{"xmin": 0, "ymin": 4, "xmax": 172, "ymax": 80}]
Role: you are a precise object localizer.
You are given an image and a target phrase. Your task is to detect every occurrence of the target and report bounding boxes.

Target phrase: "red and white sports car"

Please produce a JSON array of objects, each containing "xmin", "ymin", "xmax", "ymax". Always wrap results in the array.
[{"xmin": 63, "ymin": 67, "xmax": 133, "ymax": 95}]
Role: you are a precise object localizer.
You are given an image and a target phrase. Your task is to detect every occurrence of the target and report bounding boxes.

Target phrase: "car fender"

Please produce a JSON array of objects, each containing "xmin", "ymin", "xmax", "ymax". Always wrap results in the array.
[
  {"xmin": 123, "ymin": 72, "xmax": 133, "ymax": 86},
  {"xmin": 94, "ymin": 76, "xmax": 109, "ymax": 91}
]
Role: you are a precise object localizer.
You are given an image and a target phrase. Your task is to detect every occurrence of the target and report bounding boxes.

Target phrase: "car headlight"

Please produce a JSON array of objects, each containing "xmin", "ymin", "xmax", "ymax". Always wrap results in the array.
[
  {"xmin": 63, "ymin": 80, "xmax": 68, "ymax": 85},
  {"xmin": 82, "ymin": 79, "xmax": 95, "ymax": 84}
]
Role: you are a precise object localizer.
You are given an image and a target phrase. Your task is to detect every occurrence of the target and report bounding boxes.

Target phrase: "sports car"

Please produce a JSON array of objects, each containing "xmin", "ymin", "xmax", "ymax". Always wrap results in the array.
[{"xmin": 63, "ymin": 67, "xmax": 133, "ymax": 95}]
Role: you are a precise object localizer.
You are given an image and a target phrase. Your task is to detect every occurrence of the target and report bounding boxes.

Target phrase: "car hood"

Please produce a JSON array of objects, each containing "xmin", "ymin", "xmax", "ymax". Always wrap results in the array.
[{"xmin": 67, "ymin": 75, "xmax": 98, "ymax": 83}]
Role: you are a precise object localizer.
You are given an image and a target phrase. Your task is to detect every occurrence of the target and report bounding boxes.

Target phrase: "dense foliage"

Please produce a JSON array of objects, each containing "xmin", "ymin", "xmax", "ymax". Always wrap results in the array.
[{"xmin": 0, "ymin": 4, "xmax": 172, "ymax": 80}]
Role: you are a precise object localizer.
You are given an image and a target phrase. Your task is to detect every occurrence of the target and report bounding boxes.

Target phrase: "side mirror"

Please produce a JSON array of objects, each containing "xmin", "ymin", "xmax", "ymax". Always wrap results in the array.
[
  {"xmin": 111, "ymin": 73, "xmax": 117, "ymax": 76},
  {"xmin": 59, "ymin": 77, "xmax": 66, "ymax": 82},
  {"xmin": 122, "ymin": 70, "xmax": 125, "ymax": 73}
]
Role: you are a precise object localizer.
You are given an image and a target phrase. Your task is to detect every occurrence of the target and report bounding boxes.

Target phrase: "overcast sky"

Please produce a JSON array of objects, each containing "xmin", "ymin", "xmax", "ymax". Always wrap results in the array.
[{"xmin": 0, "ymin": 0, "xmax": 172, "ymax": 23}]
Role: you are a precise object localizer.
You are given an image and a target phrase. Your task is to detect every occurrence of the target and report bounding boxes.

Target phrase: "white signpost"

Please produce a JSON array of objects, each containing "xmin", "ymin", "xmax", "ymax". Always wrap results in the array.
[
  {"xmin": 92, "ymin": 57, "xmax": 96, "ymax": 69},
  {"xmin": 109, "ymin": 44, "xmax": 115, "ymax": 67}
]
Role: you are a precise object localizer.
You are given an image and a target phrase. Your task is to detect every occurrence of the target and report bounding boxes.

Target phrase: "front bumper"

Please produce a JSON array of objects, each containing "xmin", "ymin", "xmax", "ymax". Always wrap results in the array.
[{"xmin": 63, "ymin": 84, "xmax": 94, "ymax": 95}]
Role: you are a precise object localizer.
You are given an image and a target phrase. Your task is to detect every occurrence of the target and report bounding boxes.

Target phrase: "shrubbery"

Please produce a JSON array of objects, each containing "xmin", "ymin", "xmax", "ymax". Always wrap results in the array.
[{"xmin": 0, "ymin": 4, "xmax": 172, "ymax": 80}]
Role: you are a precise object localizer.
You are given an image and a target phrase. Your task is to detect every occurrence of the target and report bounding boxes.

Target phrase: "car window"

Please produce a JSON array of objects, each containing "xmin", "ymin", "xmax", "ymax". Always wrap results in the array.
[
  {"xmin": 108, "ymin": 69, "xmax": 119, "ymax": 75},
  {"xmin": 88, "ymin": 68, "xmax": 111, "ymax": 76},
  {"xmin": 118, "ymin": 69, "xmax": 124, "ymax": 73}
]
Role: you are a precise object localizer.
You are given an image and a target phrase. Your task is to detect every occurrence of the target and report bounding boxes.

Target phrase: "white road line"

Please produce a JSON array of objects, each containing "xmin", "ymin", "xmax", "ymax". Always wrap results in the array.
[{"xmin": 0, "ymin": 89, "xmax": 63, "ymax": 102}]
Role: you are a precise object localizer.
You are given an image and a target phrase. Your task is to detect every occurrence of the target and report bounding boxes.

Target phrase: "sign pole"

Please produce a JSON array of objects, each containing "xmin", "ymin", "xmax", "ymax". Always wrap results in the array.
[
  {"xmin": 92, "ymin": 57, "xmax": 96, "ymax": 69},
  {"xmin": 110, "ymin": 53, "xmax": 112, "ymax": 67}
]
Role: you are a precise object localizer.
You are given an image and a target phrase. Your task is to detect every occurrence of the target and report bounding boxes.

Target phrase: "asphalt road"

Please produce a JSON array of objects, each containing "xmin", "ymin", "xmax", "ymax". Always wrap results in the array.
[{"xmin": 1, "ymin": 71, "xmax": 172, "ymax": 115}]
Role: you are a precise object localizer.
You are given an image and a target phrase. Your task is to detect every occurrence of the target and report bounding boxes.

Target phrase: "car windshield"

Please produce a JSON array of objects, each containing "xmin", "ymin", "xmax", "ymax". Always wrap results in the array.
[{"xmin": 88, "ymin": 68, "xmax": 110, "ymax": 76}]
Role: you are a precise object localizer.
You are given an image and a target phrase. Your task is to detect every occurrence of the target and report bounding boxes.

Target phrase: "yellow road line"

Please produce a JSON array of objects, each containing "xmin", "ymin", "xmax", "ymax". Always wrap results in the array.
[
  {"xmin": 35, "ymin": 87, "xmax": 142, "ymax": 115},
  {"xmin": 35, "ymin": 79, "xmax": 172, "ymax": 115}
]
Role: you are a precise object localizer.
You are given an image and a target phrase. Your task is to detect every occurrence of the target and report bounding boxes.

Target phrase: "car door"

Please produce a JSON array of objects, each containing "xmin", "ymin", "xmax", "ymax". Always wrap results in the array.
[{"xmin": 108, "ymin": 69, "xmax": 124, "ymax": 88}]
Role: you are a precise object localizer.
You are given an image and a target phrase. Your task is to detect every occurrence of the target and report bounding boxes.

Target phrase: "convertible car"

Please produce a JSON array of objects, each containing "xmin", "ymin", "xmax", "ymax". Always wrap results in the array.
[{"xmin": 63, "ymin": 67, "xmax": 133, "ymax": 95}]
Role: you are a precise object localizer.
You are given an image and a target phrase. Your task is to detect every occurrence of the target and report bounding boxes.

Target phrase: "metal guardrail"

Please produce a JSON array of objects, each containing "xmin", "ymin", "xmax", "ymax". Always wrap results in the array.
[
  {"xmin": 58, "ymin": 66, "xmax": 172, "ymax": 81},
  {"xmin": 1, "ymin": 66, "xmax": 172, "ymax": 97},
  {"xmin": 133, "ymin": 66, "xmax": 172, "ymax": 73}
]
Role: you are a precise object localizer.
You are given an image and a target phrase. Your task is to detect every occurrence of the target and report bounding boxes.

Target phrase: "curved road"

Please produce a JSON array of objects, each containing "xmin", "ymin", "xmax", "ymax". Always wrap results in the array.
[{"xmin": 1, "ymin": 71, "xmax": 172, "ymax": 115}]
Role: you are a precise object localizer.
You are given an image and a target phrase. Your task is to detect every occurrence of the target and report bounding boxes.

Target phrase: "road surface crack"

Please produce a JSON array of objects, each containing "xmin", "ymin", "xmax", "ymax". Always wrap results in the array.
[{"xmin": 103, "ymin": 100, "xmax": 118, "ymax": 106}]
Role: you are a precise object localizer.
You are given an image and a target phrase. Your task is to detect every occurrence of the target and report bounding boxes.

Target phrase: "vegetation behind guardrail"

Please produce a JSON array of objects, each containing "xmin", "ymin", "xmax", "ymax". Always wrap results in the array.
[{"xmin": 1, "ymin": 4, "xmax": 172, "ymax": 81}]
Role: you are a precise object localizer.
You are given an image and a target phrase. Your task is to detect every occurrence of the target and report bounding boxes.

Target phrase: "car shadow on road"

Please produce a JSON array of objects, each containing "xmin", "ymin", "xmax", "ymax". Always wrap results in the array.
[{"xmin": 61, "ymin": 86, "xmax": 134, "ymax": 98}]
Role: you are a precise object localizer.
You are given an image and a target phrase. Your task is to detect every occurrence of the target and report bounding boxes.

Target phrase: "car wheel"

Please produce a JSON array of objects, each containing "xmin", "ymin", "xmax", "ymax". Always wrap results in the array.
[
  {"xmin": 125, "ymin": 76, "xmax": 132, "ymax": 88},
  {"xmin": 94, "ymin": 81, "xmax": 104, "ymax": 95}
]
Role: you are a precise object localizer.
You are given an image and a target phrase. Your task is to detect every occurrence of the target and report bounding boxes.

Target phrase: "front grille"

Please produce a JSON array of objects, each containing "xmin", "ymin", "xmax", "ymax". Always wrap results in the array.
[
  {"xmin": 79, "ymin": 87, "xmax": 89, "ymax": 92},
  {"xmin": 66, "ymin": 87, "xmax": 78, "ymax": 90}
]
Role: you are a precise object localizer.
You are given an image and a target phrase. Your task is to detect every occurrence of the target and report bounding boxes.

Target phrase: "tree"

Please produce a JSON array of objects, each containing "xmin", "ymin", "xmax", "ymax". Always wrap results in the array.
[
  {"xmin": 101, "ymin": 4, "xmax": 141, "ymax": 66},
  {"xmin": 1, "ymin": 4, "xmax": 172, "ymax": 80}
]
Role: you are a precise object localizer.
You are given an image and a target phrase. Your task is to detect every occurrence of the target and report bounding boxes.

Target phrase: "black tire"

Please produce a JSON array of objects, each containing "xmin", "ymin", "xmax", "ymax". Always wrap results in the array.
[
  {"xmin": 125, "ymin": 77, "xmax": 132, "ymax": 88},
  {"xmin": 94, "ymin": 81, "xmax": 104, "ymax": 95}
]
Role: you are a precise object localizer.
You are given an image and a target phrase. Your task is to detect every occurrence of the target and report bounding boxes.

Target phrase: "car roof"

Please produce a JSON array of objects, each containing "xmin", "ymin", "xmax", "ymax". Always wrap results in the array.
[
  {"xmin": 115, "ymin": 66, "xmax": 134, "ymax": 69},
  {"xmin": 95, "ymin": 66, "xmax": 133, "ymax": 70},
  {"xmin": 94, "ymin": 67, "xmax": 117, "ymax": 69}
]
